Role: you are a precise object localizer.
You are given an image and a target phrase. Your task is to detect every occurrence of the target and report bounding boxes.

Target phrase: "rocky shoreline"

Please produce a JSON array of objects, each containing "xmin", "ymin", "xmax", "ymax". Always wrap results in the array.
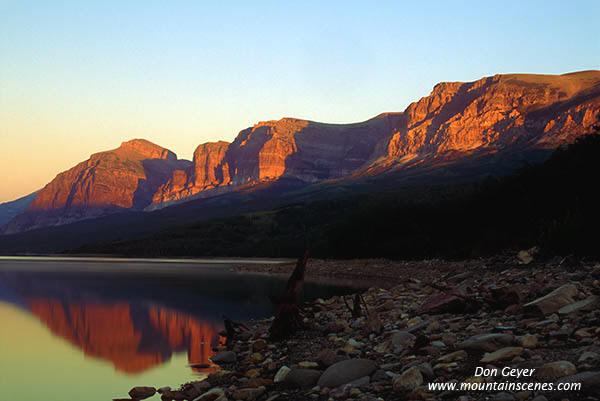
[
  {"xmin": 117, "ymin": 254, "xmax": 600, "ymax": 401},
  {"xmin": 233, "ymin": 257, "xmax": 526, "ymax": 289}
]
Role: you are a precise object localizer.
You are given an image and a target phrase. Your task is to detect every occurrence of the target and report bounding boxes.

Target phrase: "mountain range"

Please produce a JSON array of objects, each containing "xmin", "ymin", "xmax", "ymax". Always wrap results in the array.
[
  {"xmin": 1, "ymin": 70, "xmax": 599, "ymax": 251},
  {"xmin": 0, "ymin": 191, "xmax": 38, "ymax": 227}
]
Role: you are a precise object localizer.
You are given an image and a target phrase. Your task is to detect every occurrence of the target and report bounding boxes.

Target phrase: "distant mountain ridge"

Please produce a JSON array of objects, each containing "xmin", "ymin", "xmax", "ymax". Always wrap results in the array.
[
  {"xmin": 0, "ymin": 192, "xmax": 38, "ymax": 227},
  {"xmin": 2, "ymin": 139, "xmax": 191, "ymax": 233},
  {"xmin": 150, "ymin": 114, "xmax": 403, "ymax": 207},
  {"xmin": 143, "ymin": 70, "xmax": 600, "ymax": 207},
  {"xmin": 2, "ymin": 70, "xmax": 599, "ymax": 234},
  {"xmin": 373, "ymin": 71, "xmax": 600, "ymax": 167}
]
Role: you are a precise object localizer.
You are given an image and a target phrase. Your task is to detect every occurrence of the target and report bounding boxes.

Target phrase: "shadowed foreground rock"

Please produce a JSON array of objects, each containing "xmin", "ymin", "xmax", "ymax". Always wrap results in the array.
[
  {"xmin": 317, "ymin": 359, "xmax": 377, "ymax": 389},
  {"xmin": 120, "ymin": 256, "xmax": 600, "ymax": 400},
  {"xmin": 127, "ymin": 386, "xmax": 156, "ymax": 400},
  {"xmin": 523, "ymin": 284, "xmax": 579, "ymax": 315}
]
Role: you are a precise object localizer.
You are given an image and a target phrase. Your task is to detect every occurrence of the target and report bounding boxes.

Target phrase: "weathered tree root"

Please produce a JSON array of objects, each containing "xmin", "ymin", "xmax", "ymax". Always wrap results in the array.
[{"xmin": 269, "ymin": 251, "xmax": 309, "ymax": 340}]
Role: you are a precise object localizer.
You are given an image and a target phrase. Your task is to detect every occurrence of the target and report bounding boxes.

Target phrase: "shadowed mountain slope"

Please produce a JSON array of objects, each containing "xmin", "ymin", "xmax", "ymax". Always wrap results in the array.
[{"xmin": 0, "ymin": 192, "xmax": 38, "ymax": 227}]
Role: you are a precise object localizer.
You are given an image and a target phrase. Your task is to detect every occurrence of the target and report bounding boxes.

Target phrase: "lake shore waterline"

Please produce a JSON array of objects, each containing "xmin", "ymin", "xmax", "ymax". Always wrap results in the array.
[
  {"xmin": 0, "ymin": 256, "xmax": 292, "ymax": 276},
  {"xmin": 0, "ymin": 255, "xmax": 292, "ymax": 265},
  {"xmin": 0, "ymin": 257, "xmax": 360, "ymax": 401},
  {"xmin": 234, "ymin": 257, "xmax": 511, "ymax": 289},
  {"xmin": 124, "ymin": 254, "xmax": 600, "ymax": 401}
]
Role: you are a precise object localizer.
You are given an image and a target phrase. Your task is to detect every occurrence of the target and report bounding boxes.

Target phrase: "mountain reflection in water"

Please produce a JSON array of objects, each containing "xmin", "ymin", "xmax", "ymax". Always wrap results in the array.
[
  {"xmin": 26, "ymin": 299, "xmax": 220, "ymax": 374},
  {"xmin": 0, "ymin": 259, "xmax": 360, "ymax": 391}
]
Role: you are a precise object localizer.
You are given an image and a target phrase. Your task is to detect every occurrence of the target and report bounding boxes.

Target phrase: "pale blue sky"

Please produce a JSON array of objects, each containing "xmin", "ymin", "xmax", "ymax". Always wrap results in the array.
[{"xmin": 1, "ymin": 1, "xmax": 599, "ymax": 202}]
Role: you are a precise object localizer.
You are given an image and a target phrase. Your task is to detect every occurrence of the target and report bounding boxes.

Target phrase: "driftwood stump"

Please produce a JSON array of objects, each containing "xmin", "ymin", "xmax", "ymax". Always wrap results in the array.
[
  {"xmin": 220, "ymin": 315, "xmax": 250, "ymax": 348},
  {"xmin": 344, "ymin": 293, "xmax": 363, "ymax": 318},
  {"xmin": 269, "ymin": 251, "xmax": 309, "ymax": 340}
]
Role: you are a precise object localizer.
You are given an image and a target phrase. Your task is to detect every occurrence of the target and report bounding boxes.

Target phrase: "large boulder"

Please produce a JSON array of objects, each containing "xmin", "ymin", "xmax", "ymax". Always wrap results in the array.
[
  {"xmin": 392, "ymin": 366, "xmax": 423, "ymax": 393},
  {"xmin": 480, "ymin": 347, "xmax": 523, "ymax": 363},
  {"xmin": 194, "ymin": 387, "xmax": 227, "ymax": 401},
  {"xmin": 556, "ymin": 371, "xmax": 600, "ymax": 393},
  {"xmin": 317, "ymin": 359, "xmax": 377, "ymax": 389},
  {"xmin": 523, "ymin": 284, "xmax": 578, "ymax": 315},
  {"xmin": 458, "ymin": 333, "xmax": 515, "ymax": 352},
  {"xmin": 391, "ymin": 332, "xmax": 416, "ymax": 353},
  {"xmin": 537, "ymin": 361, "xmax": 577, "ymax": 381},
  {"xmin": 209, "ymin": 351, "xmax": 236, "ymax": 364},
  {"xmin": 128, "ymin": 386, "xmax": 156, "ymax": 400},
  {"xmin": 517, "ymin": 334, "xmax": 538, "ymax": 349},
  {"xmin": 418, "ymin": 293, "xmax": 466, "ymax": 314},
  {"xmin": 282, "ymin": 368, "xmax": 322, "ymax": 389},
  {"xmin": 273, "ymin": 366, "xmax": 291, "ymax": 383},
  {"xmin": 316, "ymin": 348, "xmax": 342, "ymax": 367},
  {"xmin": 558, "ymin": 295, "xmax": 598, "ymax": 315}
]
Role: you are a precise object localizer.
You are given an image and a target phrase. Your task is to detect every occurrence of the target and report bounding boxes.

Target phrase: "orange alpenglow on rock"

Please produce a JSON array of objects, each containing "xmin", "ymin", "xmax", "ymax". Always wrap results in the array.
[
  {"xmin": 28, "ymin": 139, "xmax": 181, "ymax": 211},
  {"xmin": 384, "ymin": 72, "xmax": 600, "ymax": 162},
  {"xmin": 152, "ymin": 141, "xmax": 231, "ymax": 204},
  {"xmin": 2, "ymin": 139, "xmax": 191, "ymax": 233},
  {"xmin": 2, "ymin": 70, "xmax": 599, "ymax": 233}
]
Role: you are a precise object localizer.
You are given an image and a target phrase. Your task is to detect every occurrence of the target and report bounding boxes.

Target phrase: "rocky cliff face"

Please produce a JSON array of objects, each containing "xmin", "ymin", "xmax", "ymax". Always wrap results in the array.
[
  {"xmin": 372, "ymin": 71, "xmax": 600, "ymax": 171},
  {"xmin": 152, "ymin": 141, "xmax": 231, "ymax": 204},
  {"xmin": 152, "ymin": 71, "xmax": 599, "ymax": 205},
  {"xmin": 226, "ymin": 115, "xmax": 403, "ymax": 183},
  {"xmin": 2, "ymin": 71, "xmax": 599, "ymax": 233},
  {"xmin": 152, "ymin": 114, "xmax": 404, "ymax": 204},
  {"xmin": 28, "ymin": 138, "xmax": 182, "ymax": 211},
  {"xmin": 2, "ymin": 139, "xmax": 191, "ymax": 233}
]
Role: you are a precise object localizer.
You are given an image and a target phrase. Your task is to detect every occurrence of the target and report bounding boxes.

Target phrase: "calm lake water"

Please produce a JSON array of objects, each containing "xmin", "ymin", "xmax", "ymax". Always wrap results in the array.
[{"xmin": 0, "ymin": 257, "xmax": 360, "ymax": 401}]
